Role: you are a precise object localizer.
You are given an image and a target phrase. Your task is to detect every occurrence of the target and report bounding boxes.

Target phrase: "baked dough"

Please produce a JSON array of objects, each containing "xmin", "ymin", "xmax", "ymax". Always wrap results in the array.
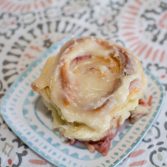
[{"xmin": 32, "ymin": 37, "xmax": 147, "ymax": 142}]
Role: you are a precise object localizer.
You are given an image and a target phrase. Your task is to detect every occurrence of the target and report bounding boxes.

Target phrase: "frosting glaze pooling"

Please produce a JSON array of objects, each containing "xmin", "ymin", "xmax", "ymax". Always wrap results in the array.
[{"xmin": 32, "ymin": 37, "xmax": 147, "ymax": 142}]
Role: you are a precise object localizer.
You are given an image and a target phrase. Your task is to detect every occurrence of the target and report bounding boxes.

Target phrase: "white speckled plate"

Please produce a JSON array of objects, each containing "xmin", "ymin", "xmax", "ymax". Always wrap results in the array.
[{"xmin": 0, "ymin": 37, "xmax": 164, "ymax": 167}]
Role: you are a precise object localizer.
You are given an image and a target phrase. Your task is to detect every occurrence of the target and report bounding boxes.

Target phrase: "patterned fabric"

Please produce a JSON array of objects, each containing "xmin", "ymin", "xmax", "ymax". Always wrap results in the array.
[{"xmin": 0, "ymin": 0, "xmax": 166, "ymax": 166}]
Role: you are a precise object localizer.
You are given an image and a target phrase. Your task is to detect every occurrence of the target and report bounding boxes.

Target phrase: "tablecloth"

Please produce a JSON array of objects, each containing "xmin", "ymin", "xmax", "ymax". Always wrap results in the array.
[{"xmin": 0, "ymin": 0, "xmax": 167, "ymax": 166}]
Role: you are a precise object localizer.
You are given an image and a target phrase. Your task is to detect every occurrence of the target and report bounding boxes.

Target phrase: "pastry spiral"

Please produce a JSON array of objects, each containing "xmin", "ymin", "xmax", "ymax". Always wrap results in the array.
[{"xmin": 32, "ymin": 37, "xmax": 147, "ymax": 154}]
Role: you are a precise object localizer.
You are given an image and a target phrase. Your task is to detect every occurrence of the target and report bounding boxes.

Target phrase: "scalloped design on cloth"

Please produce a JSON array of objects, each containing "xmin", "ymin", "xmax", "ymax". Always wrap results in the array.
[{"xmin": 0, "ymin": 37, "xmax": 164, "ymax": 167}]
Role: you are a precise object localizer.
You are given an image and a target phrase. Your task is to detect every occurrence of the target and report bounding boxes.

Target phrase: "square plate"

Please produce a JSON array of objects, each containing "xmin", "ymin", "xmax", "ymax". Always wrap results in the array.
[{"xmin": 0, "ymin": 37, "xmax": 164, "ymax": 167}]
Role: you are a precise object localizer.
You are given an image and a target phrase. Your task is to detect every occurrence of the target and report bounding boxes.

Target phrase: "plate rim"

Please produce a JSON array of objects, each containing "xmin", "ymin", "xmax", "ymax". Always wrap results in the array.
[{"xmin": 0, "ymin": 37, "xmax": 164, "ymax": 167}]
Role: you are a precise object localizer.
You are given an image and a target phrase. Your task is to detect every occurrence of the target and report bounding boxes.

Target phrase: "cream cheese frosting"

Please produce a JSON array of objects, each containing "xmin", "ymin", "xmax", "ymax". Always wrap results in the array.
[{"xmin": 32, "ymin": 37, "xmax": 147, "ymax": 141}]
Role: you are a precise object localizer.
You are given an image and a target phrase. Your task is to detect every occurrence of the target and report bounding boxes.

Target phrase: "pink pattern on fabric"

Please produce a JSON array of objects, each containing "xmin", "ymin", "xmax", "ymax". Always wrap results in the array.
[
  {"xmin": 129, "ymin": 149, "xmax": 145, "ymax": 158},
  {"xmin": 129, "ymin": 160, "xmax": 147, "ymax": 167}
]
